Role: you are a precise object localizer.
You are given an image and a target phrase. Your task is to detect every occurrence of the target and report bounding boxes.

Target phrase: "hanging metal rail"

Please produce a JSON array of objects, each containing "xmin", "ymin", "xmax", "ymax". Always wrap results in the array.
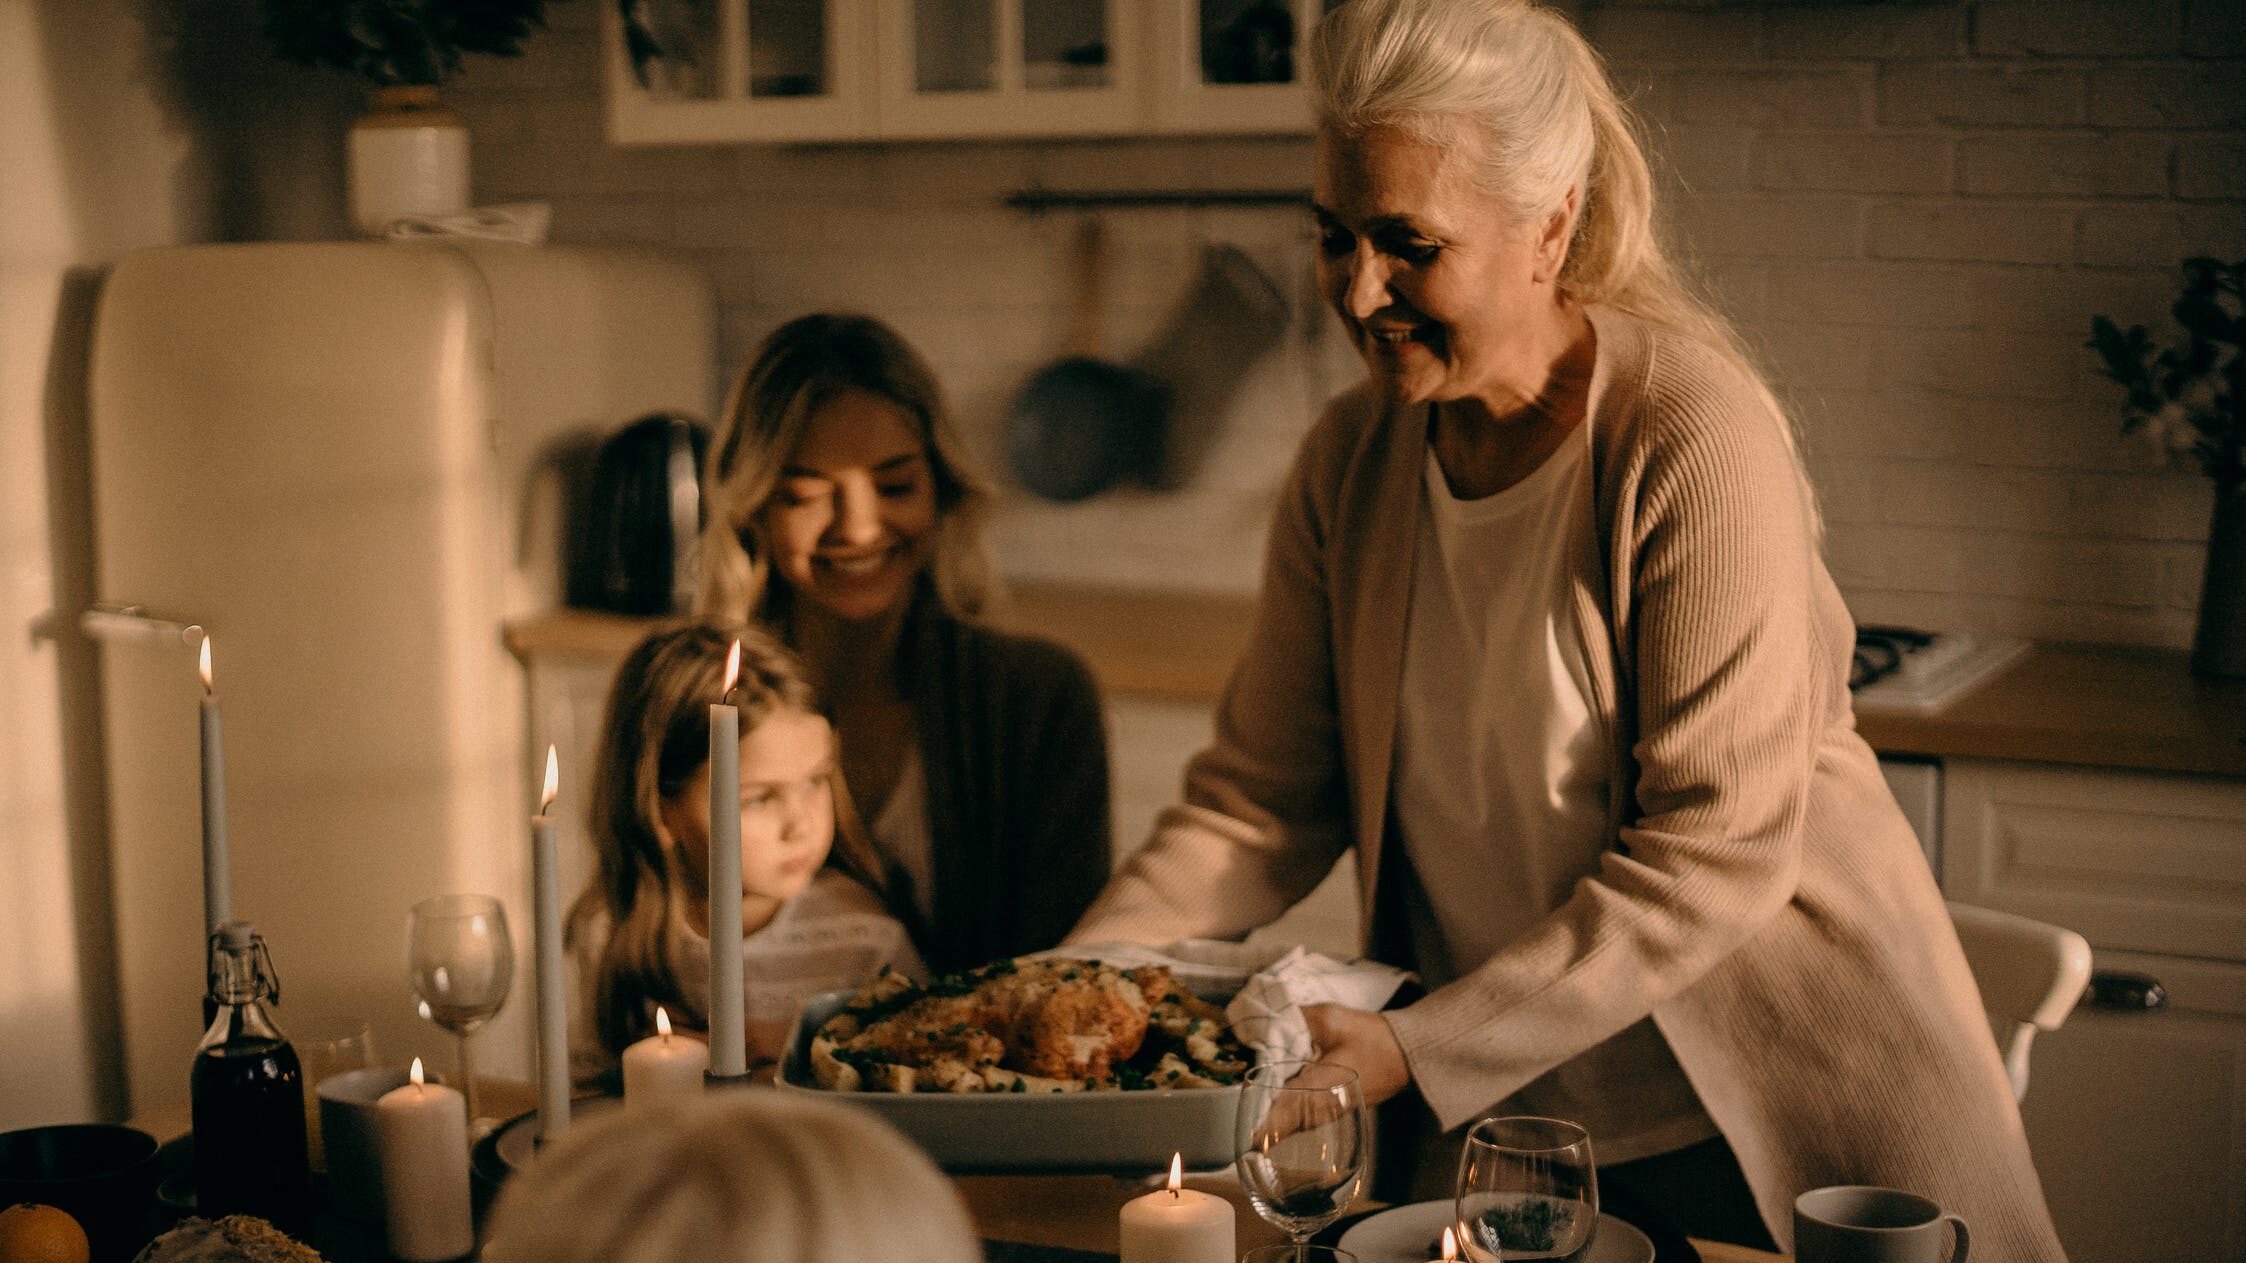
[{"xmin": 1004, "ymin": 187, "xmax": 1314, "ymax": 212}]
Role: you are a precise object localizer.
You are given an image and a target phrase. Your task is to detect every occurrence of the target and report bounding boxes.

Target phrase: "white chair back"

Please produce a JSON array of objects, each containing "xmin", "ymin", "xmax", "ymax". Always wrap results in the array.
[{"xmin": 1947, "ymin": 901, "xmax": 2093, "ymax": 1102}]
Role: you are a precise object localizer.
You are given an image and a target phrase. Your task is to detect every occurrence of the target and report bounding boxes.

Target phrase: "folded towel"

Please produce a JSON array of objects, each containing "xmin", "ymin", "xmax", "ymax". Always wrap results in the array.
[
  {"xmin": 1053, "ymin": 940, "xmax": 1412, "ymax": 1066},
  {"xmin": 384, "ymin": 201, "xmax": 553, "ymax": 244}
]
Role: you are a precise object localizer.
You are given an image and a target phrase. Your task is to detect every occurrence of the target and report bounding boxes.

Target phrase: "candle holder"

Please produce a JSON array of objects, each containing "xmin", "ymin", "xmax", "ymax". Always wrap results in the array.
[{"xmin": 703, "ymin": 1068, "xmax": 757, "ymax": 1091}]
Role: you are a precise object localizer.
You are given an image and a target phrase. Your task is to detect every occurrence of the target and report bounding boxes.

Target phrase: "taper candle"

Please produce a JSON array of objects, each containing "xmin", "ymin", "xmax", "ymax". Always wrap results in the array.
[
  {"xmin": 1119, "ymin": 1154, "xmax": 1234, "ymax": 1263},
  {"xmin": 707, "ymin": 639, "xmax": 746, "ymax": 1079},
  {"xmin": 198, "ymin": 635, "xmax": 232, "ymax": 936},
  {"xmin": 622, "ymin": 1006, "xmax": 708, "ymax": 1110},
  {"xmin": 532, "ymin": 745, "xmax": 570, "ymax": 1141}
]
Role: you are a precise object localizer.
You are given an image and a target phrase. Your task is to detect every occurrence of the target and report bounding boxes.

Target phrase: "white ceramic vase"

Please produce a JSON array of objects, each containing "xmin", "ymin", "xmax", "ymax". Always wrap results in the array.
[{"xmin": 347, "ymin": 84, "xmax": 470, "ymax": 238}]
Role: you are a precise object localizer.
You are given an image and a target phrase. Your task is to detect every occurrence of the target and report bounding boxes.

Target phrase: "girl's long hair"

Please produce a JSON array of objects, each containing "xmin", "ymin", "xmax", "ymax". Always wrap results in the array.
[
  {"xmin": 565, "ymin": 619, "xmax": 887, "ymax": 1058},
  {"xmin": 696, "ymin": 313, "xmax": 999, "ymax": 626}
]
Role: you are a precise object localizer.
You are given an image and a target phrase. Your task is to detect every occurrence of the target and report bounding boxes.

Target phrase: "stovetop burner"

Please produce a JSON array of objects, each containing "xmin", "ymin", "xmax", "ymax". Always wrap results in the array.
[
  {"xmin": 1851, "ymin": 625, "xmax": 2029, "ymax": 714},
  {"xmin": 1852, "ymin": 624, "xmax": 1933, "ymax": 690}
]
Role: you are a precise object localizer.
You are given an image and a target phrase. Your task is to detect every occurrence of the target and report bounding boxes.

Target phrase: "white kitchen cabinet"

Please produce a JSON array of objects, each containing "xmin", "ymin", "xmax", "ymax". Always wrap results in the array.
[
  {"xmin": 1147, "ymin": 0, "xmax": 1348, "ymax": 134},
  {"xmin": 604, "ymin": 0, "xmax": 1340, "ymax": 143},
  {"xmin": 605, "ymin": 0, "xmax": 878, "ymax": 143},
  {"xmin": 1942, "ymin": 758, "xmax": 2246, "ymax": 1263},
  {"xmin": 873, "ymin": 0, "xmax": 1146, "ymax": 139}
]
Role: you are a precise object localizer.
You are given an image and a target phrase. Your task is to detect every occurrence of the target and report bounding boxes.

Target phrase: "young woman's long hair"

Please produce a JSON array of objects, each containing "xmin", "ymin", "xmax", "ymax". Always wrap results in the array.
[
  {"xmin": 696, "ymin": 313, "xmax": 999, "ymax": 626},
  {"xmin": 565, "ymin": 619, "xmax": 887, "ymax": 1057}
]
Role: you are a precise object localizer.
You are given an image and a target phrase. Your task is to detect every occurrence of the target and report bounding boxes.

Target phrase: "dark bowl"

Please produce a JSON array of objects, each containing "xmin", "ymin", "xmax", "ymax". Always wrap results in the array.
[{"xmin": 0, "ymin": 1123, "xmax": 163, "ymax": 1262}]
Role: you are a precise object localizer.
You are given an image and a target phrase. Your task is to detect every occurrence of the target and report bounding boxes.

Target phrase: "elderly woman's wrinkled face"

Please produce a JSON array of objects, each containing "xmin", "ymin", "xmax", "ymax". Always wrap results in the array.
[{"xmin": 1314, "ymin": 124, "xmax": 1574, "ymax": 410}]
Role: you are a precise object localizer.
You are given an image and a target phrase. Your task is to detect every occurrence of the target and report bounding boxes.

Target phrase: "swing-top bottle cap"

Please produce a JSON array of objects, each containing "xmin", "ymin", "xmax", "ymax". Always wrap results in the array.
[{"xmin": 218, "ymin": 920, "xmax": 256, "ymax": 950}]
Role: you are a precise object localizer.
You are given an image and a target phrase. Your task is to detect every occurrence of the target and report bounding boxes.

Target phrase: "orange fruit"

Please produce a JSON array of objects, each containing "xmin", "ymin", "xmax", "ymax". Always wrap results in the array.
[{"xmin": 0, "ymin": 1203, "xmax": 90, "ymax": 1263}]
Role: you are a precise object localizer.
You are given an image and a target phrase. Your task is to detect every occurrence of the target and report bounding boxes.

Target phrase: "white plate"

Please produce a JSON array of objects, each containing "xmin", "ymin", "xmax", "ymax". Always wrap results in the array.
[{"xmin": 1338, "ymin": 1198, "xmax": 1654, "ymax": 1263}]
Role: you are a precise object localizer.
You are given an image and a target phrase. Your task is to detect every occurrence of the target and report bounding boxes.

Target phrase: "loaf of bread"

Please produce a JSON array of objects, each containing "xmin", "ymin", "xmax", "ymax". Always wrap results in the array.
[{"xmin": 132, "ymin": 1216, "xmax": 325, "ymax": 1263}]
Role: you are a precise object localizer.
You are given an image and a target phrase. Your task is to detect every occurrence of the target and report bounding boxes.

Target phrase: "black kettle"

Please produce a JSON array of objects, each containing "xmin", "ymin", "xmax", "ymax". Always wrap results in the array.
[{"xmin": 567, "ymin": 412, "xmax": 710, "ymax": 616}]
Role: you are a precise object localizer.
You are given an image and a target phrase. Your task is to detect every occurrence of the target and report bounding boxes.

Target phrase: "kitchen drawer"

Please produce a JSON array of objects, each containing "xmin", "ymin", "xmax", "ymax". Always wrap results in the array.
[
  {"xmin": 1941, "ymin": 759, "xmax": 2246, "ymax": 963},
  {"xmin": 2020, "ymin": 948, "xmax": 2246, "ymax": 1262}
]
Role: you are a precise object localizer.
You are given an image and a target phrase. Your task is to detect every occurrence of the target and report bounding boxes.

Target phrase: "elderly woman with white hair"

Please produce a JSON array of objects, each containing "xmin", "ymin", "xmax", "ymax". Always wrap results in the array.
[
  {"xmin": 481, "ymin": 1091, "xmax": 984, "ymax": 1263},
  {"xmin": 1069, "ymin": 1, "xmax": 2066, "ymax": 1256}
]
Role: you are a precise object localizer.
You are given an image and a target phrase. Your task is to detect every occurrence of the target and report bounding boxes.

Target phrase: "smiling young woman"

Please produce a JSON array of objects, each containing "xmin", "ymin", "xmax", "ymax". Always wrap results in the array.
[{"xmin": 698, "ymin": 314, "xmax": 1113, "ymax": 974}]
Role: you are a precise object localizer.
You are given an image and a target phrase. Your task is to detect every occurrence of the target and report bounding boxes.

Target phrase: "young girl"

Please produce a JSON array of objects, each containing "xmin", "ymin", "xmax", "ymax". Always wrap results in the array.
[{"xmin": 566, "ymin": 620, "xmax": 923, "ymax": 1084}]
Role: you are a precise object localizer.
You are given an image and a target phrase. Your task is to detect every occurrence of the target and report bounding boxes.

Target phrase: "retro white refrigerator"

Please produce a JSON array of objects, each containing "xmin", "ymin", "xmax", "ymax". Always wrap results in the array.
[{"xmin": 87, "ymin": 242, "xmax": 715, "ymax": 1115}]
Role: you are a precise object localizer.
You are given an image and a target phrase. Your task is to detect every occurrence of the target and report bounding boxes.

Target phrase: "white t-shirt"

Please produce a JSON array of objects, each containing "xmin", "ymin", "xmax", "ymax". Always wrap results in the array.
[{"xmin": 1392, "ymin": 425, "xmax": 1716, "ymax": 1164}]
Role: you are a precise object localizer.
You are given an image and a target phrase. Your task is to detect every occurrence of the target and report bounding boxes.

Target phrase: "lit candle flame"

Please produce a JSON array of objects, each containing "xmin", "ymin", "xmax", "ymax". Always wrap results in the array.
[
  {"xmin": 540, "ymin": 745, "xmax": 559, "ymax": 812},
  {"xmin": 1166, "ymin": 1152, "xmax": 1183, "ymax": 1195},
  {"xmin": 418, "ymin": 1000, "xmax": 432, "ymax": 1021},
  {"xmin": 198, "ymin": 636, "xmax": 214, "ymax": 694},
  {"xmin": 656, "ymin": 1006, "xmax": 673, "ymax": 1038},
  {"xmin": 410, "ymin": 1056, "xmax": 426, "ymax": 1088},
  {"xmin": 1440, "ymin": 1227, "xmax": 1457, "ymax": 1262},
  {"xmin": 721, "ymin": 639, "xmax": 741, "ymax": 699}
]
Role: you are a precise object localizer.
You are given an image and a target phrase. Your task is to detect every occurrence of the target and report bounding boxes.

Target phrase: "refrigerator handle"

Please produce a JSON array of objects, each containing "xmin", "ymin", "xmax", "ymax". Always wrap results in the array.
[{"xmin": 78, "ymin": 602, "xmax": 208, "ymax": 646}]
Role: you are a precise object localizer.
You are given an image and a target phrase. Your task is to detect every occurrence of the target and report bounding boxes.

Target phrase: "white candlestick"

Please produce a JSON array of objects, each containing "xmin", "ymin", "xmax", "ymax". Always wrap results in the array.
[
  {"xmin": 198, "ymin": 636, "xmax": 231, "ymax": 936},
  {"xmin": 375, "ymin": 1058, "xmax": 473, "ymax": 1262},
  {"xmin": 707, "ymin": 640, "xmax": 746, "ymax": 1079},
  {"xmin": 623, "ymin": 1007, "xmax": 708, "ymax": 1110},
  {"xmin": 532, "ymin": 746, "xmax": 570, "ymax": 1141},
  {"xmin": 1120, "ymin": 1154, "xmax": 1235, "ymax": 1263}
]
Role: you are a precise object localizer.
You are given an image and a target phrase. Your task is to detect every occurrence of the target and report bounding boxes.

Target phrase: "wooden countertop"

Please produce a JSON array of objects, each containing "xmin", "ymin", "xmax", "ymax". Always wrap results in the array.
[
  {"xmin": 1853, "ymin": 642, "xmax": 2246, "ymax": 779},
  {"xmin": 506, "ymin": 588, "xmax": 2246, "ymax": 780}
]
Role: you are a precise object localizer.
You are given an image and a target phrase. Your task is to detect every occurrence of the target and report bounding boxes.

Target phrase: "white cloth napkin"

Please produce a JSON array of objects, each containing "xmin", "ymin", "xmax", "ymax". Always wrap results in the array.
[
  {"xmin": 1053, "ymin": 940, "xmax": 1413, "ymax": 1065},
  {"xmin": 383, "ymin": 200, "xmax": 553, "ymax": 244}
]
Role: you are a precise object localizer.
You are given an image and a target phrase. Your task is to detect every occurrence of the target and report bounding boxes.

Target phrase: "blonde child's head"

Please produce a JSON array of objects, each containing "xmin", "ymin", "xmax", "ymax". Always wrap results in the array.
[
  {"xmin": 482, "ymin": 1090, "xmax": 983, "ymax": 1263},
  {"xmin": 571, "ymin": 619, "xmax": 883, "ymax": 1055}
]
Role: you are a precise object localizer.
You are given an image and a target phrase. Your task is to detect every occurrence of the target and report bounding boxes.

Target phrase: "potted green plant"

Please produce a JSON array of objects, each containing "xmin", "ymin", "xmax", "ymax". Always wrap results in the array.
[
  {"xmin": 259, "ymin": 0, "xmax": 555, "ymax": 236},
  {"xmin": 2089, "ymin": 256, "xmax": 2245, "ymax": 677}
]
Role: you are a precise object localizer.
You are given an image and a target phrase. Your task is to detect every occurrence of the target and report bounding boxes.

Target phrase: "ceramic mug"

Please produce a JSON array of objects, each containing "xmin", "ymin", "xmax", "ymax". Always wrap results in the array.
[
  {"xmin": 1795, "ymin": 1185, "xmax": 1969, "ymax": 1263},
  {"xmin": 317, "ymin": 1065, "xmax": 440, "ymax": 1224}
]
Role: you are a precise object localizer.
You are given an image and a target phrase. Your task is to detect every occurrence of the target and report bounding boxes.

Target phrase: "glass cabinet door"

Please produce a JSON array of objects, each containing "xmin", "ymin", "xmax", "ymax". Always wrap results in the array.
[
  {"xmin": 1151, "ymin": 0, "xmax": 1340, "ymax": 134},
  {"xmin": 606, "ymin": 0, "xmax": 876, "ymax": 143},
  {"xmin": 878, "ymin": 0, "xmax": 1142, "ymax": 139}
]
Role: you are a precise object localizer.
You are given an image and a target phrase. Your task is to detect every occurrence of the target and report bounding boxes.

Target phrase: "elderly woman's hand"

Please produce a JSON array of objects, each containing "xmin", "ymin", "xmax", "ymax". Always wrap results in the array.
[{"xmin": 1302, "ymin": 1003, "xmax": 1412, "ymax": 1106}]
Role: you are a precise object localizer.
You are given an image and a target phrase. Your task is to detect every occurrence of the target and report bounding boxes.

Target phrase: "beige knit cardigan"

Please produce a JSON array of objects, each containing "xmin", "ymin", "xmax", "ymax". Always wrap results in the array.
[{"xmin": 1070, "ymin": 309, "xmax": 2066, "ymax": 1258}]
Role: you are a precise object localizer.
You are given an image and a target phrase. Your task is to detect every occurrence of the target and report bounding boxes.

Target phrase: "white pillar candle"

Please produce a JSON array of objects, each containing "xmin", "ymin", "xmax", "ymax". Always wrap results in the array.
[
  {"xmin": 707, "ymin": 639, "xmax": 747, "ymax": 1079},
  {"xmin": 374, "ymin": 1058, "xmax": 474, "ymax": 1262},
  {"xmin": 197, "ymin": 636, "xmax": 231, "ymax": 936},
  {"xmin": 623, "ymin": 1007, "xmax": 709, "ymax": 1110},
  {"xmin": 532, "ymin": 745, "xmax": 570, "ymax": 1142},
  {"xmin": 1120, "ymin": 1154, "xmax": 1235, "ymax": 1263}
]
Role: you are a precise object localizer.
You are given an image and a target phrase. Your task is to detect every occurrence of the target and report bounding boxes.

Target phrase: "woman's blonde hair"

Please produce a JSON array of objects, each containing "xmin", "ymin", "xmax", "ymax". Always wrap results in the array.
[
  {"xmin": 482, "ymin": 1091, "xmax": 985, "ymax": 1263},
  {"xmin": 565, "ymin": 619, "xmax": 887, "ymax": 1058},
  {"xmin": 1310, "ymin": 0, "xmax": 1759, "ymax": 375},
  {"xmin": 699, "ymin": 313, "xmax": 999, "ymax": 625}
]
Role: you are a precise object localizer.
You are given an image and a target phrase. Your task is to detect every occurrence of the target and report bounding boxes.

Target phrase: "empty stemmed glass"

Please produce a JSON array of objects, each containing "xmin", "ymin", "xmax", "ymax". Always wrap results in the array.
[
  {"xmin": 1236, "ymin": 1060, "xmax": 1369, "ymax": 1263},
  {"xmin": 1455, "ymin": 1115, "xmax": 1598, "ymax": 1262},
  {"xmin": 406, "ymin": 893, "xmax": 514, "ymax": 1128}
]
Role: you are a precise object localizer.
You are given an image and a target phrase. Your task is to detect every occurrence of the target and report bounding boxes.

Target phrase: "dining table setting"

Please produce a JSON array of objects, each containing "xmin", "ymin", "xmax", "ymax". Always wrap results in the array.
[
  {"xmin": 85, "ymin": 1078, "xmax": 1787, "ymax": 1263},
  {"xmin": 0, "ymin": 633, "xmax": 1821, "ymax": 1263}
]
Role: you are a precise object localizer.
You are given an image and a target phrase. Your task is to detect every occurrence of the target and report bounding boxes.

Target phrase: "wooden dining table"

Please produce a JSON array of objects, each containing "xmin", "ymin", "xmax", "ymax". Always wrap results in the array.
[{"xmin": 133, "ymin": 1082, "xmax": 1785, "ymax": 1263}]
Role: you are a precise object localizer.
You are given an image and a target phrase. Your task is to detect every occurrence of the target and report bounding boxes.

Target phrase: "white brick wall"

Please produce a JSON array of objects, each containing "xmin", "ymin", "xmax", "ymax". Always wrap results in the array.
[{"xmin": 447, "ymin": 0, "xmax": 2244, "ymax": 650}]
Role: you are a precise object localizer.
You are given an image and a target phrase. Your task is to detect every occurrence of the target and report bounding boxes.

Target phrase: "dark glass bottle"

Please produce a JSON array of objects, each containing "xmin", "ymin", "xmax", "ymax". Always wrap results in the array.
[{"xmin": 191, "ymin": 921, "xmax": 309, "ymax": 1228}]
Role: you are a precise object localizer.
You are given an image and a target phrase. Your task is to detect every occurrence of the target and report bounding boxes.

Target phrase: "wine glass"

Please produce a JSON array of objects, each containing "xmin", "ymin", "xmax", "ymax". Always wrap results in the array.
[
  {"xmin": 1236, "ymin": 1060, "xmax": 1369, "ymax": 1263},
  {"xmin": 406, "ymin": 893, "xmax": 515, "ymax": 1128},
  {"xmin": 1454, "ymin": 1115, "xmax": 1598, "ymax": 1262}
]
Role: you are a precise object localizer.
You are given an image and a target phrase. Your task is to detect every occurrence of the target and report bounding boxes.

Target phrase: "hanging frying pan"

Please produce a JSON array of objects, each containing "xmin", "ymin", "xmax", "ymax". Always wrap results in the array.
[{"xmin": 1005, "ymin": 217, "xmax": 1169, "ymax": 502}]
